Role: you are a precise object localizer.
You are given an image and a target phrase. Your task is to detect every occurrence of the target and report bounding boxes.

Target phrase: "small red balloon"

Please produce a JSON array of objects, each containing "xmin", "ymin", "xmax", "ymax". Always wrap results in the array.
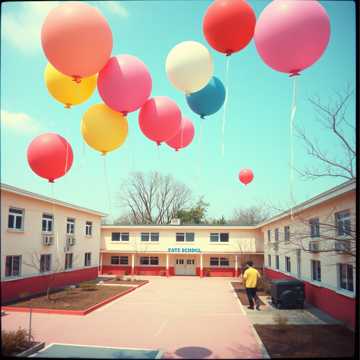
[
  {"xmin": 27, "ymin": 133, "xmax": 73, "ymax": 182},
  {"xmin": 239, "ymin": 169, "xmax": 254, "ymax": 185},
  {"xmin": 203, "ymin": 0, "xmax": 256, "ymax": 56}
]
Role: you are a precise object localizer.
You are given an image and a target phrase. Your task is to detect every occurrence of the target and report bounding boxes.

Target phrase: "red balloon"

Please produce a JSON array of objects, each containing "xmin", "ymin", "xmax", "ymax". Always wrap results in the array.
[
  {"xmin": 239, "ymin": 169, "xmax": 254, "ymax": 185},
  {"xmin": 203, "ymin": 0, "xmax": 256, "ymax": 56},
  {"xmin": 166, "ymin": 117, "xmax": 195, "ymax": 151},
  {"xmin": 27, "ymin": 133, "xmax": 73, "ymax": 182}
]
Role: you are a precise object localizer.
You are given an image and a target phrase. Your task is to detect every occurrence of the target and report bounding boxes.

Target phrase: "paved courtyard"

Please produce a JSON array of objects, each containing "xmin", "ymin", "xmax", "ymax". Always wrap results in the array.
[{"xmin": 2, "ymin": 277, "xmax": 266, "ymax": 359}]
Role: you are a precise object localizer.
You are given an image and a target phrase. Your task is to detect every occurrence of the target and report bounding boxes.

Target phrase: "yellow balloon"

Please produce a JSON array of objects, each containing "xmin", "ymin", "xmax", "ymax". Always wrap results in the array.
[
  {"xmin": 81, "ymin": 103, "xmax": 128, "ymax": 155},
  {"xmin": 44, "ymin": 63, "xmax": 96, "ymax": 108}
]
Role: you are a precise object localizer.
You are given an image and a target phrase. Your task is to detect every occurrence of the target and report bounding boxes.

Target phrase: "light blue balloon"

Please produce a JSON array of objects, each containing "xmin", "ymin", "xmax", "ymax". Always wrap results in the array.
[{"xmin": 185, "ymin": 76, "xmax": 226, "ymax": 119}]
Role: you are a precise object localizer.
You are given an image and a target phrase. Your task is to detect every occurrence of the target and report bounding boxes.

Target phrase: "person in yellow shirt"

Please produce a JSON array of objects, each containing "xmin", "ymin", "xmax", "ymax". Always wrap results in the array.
[{"xmin": 242, "ymin": 260, "xmax": 261, "ymax": 310}]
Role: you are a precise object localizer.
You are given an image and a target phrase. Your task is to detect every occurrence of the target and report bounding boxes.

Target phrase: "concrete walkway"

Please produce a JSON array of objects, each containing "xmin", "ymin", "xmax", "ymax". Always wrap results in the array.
[{"xmin": 2, "ymin": 277, "xmax": 265, "ymax": 359}]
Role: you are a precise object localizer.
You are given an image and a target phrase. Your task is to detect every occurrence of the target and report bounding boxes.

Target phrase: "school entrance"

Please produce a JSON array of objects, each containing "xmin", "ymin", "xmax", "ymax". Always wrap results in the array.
[{"xmin": 175, "ymin": 257, "xmax": 196, "ymax": 275}]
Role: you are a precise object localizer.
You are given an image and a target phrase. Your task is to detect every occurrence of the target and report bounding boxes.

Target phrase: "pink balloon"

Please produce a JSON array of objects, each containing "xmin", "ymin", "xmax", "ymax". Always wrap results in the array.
[
  {"xmin": 254, "ymin": 0, "xmax": 330, "ymax": 76},
  {"xmin": 166, "ymin": 117, "xmax": 195, "ymax": 151},
  {"xmin": 27, "ymin": 133, "xmax": 73, "ymax": 183},
  {"xmin": 97, "ymin": 55, "xmax": 152, "ymax": 114},
  {"xmin": 41, "ymin": 3, "xmax": 112, "ymax": 79},
  {"xmin": 139, "ymin": 97, "xmax": 181, "ymax": 146}
]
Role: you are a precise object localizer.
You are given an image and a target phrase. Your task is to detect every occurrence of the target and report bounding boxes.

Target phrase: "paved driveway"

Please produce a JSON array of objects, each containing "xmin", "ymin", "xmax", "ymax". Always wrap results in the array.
[{"xmin": 2, "ymin": 277, "xmax": 265, "ymax": 359}]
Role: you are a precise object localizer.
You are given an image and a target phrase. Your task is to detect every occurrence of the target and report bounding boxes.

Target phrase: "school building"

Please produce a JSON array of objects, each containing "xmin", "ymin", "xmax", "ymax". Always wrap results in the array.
[{"xmin": 0, "ymin": 179, "xmax": 356, "ymax": 328}]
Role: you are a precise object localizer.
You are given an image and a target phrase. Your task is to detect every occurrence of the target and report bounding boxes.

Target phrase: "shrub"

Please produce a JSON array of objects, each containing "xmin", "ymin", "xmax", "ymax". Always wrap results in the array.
[
  {"xmin": 1, "ymin": 328, "xmax": 33, "ymax": 356},
  {"xmin": 273, "ymin": 312, "xmax": 289, "ymax": 332},
  {"xmin": 115, "ymin": 275, "xmax": 123, "ymax": 281}
]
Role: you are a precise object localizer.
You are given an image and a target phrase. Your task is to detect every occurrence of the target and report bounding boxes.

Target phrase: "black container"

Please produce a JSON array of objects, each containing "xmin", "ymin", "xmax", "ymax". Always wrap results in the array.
[{"xmin": 271, "ymin": 279, "xmax": 305, "ymax": 309}]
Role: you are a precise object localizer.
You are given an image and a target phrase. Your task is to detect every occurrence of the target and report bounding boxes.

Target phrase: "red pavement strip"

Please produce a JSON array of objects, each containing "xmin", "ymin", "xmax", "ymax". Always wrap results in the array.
[{"xmin": 1, "ymin": 281, "xmax": 149, "ymax": 316}]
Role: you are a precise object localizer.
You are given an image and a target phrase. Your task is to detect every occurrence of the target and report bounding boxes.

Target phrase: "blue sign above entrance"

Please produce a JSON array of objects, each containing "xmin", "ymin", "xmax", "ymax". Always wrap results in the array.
[{"xmin": 168, "ymin": 247, "xmax": 201, "ymax": 253}]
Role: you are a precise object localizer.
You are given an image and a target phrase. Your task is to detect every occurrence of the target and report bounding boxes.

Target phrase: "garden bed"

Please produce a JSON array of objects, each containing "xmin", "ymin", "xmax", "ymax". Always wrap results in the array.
[
  {"xmin": 4, "ymin": 284, "xmax": 132, "ymax": 311},
  {"xmin": 254, "ymin": 324, "xmax": 355, "ymax": 358},
  {"xmin": 231, "ymin": 282, "xmax": 266, "ymax": 306}
]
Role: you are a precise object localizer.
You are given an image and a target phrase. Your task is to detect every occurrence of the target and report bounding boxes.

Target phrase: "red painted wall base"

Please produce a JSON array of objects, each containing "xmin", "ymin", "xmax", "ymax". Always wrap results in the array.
[
  {"xmin": 1, "ymin": 267, "xmax": 98, "ymax": 304},
  {"xmin": 264, "ymin": 268, "xmax": 355, "ymax": 329}
]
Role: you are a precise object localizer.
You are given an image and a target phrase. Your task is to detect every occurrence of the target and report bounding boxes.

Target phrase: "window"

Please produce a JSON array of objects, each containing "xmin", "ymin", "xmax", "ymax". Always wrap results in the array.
[
  {"xmin": 5, "ymin": 255, "xmax": 21, "ymax": 277},
  {"xmin": 85, "ymin": 221, "xmax": 92, "ymax": 236},
  {"xmin": 65, "ymin": 253, "xmax": 73, "ymax": 270},
  {"xmin": 176, "ymin": 233, "xmax": 185, "ymax": 242},
  {"xmin": 275, "ymin": 255, "xmax": 279, "ymax": 270},
  {"xmin": 142, "ymin": 232, "xmax": 159, "ymax": 241},
  {"xmin": 8, "ymin": 208, "xmax": 24, "ymax": 230},
  {"xmin": 335, "ymin": 211, "xmax": 351, "ymax": 236},
  {"xmin": 284, "ymin": 226, "xmax": 290, "ymax": 242},
  {"xmin": 309, "ymin": 218, "xmax": 320, "ymax": 238},
  {"xmin": 209, "ymin": 233, "xmax": 229, "ymax": 243},
  {"xmin": 186, "ymin": 233, "xmax": 195, "ymax": 242},
  {"xmin": 285, "ymin": 256, "xmax": 291, "ymax": 273},
  {"xmin": 268, "ymin": 255, "xmax": 271, "ymax": 267},
  {"xmin": 274, "ymin": 228, "xmax": 279, "ymax": 242},
  {"xmin": 311, "ymin": 260, "xmax": 321, "ymax": 282},
  {"xmin": 111, "ymin": 232, "xmax": 129, "ymax": 241},
  {"xmin": 42, "ymin": 214, "xmax": 53, "ymax": 233},
  {"xmin": 267, "ymin": 230, "xmax": 271, "ymax": 242},
  {"xmin": 111, "ymin": 256, "xmax": 129, "ymax": 265},
  {"xmin": 40, "ymin": 254, "xmax": 51, "ymax": 273},
  {"xmin": 66, "ymin": 218, "xmax": 75, "ymax": 235},
  {"xmin": 338, "ymin": 263, "xmax": 353, "ymax": 292},
  {"xmin": 84, "ymin": 252, "xmax": 91, "ymax": 267},
  {"xmin": 220, "ymin": 257, "xmax": 229, "ymax": 266},
  {"xmin": 210, "ymin": 257, "xmax": 219, "ymax": 266},
  {"xmin": 140, "ymin": 256, "xmax": 158, "ymax": 265},
  {"xmin": 111, "ymin": 256, "xmax": 119, "ymax": 264}
]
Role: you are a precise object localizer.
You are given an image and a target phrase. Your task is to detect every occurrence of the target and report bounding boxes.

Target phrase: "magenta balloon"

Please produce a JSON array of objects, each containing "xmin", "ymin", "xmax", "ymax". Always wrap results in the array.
[
  {"xmin": 97, "ymin": 55, "xmax": 152, "ymax": 114},
  {"xmin": 254, "ymin": 0, "xmax": 330, "ymax": 76},
  {"xmin": 139, "ymin": 97, "xmax": 181, "ymax": 145},
  {"xmin": 166, "ymin": 117, "xmax": 195, "ymax": 151}
]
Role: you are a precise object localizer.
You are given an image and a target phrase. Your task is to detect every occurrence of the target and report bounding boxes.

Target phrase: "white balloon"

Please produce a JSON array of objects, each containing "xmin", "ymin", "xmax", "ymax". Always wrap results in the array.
[{"xmin": 165, "ymin": 41, "xmax": 213, "ymax": 94}]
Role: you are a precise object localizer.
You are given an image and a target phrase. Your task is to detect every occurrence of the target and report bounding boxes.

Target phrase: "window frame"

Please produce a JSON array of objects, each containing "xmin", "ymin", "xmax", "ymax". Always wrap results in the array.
[
  {"xmin": 42, "ymin": 213, "xmax": 54, "ymax": 234},
  {"xmin": 140, "ymin": 256, "xmax": 159, "ymax": 266},
  {"xmin": 274, "ymin": 228, "xmax": 279, "ymax": 242},
  {"xmin": 309, "ymin": 218, "xmax": 320, "ymax": 238},
  {"xmin": 219, "ymin": 257, "xmax": 229, "ymax": 267},
  {"xmin": 84, "ymin": 252, "xmax": 91, "ymax": 267},
  {"xmin": 66, "ymin": 218, "xmax": 75, "ymax": 235},
  {"xmin": 311, "ymin": 259, "xmax": 321, "ymax": 282},
  {"xmin": 338, "ymin": 263, "xmax": 353, "ymax": 292},
  {"xmin": 267, "ymin": 230, "xmax": 271, "ymax": 242},
  {"xmin": 275, "ymin": 255, "xmax": 280, "ymax": 270},
  {"xmin": 111, "ymin": 232, "xmax": 130, "ymax": 242},
  {"xmin": 85, "ymin": 221, "xmax": 93, "ymax": 237},
  {"xmin": 209, "ymin": 232, "xmax": 229, "ymax": 243},
  {"xmin": 8, "ymin": 207, "xmax": 24, "ymax": 231},
  {"xmin": 210, "ymin": 257, "xmax": 219, "ymax": 266},
  {"xmin": 65, "ymin": 253, "xmax": 73, "ymax": 270},
  {"xmin": 284, "ymin": 226, "xmax": 290, "ymax": 242},
  {"xmin": 176, "ymin": 233, "xmax": 185, "ymax": 242},
  {"xmin": 268, "ymin": 254, "xmax": 271, "ymax": 267},
  {"xmin": 335, "ymin": 210, "xmax": 351, "ymax": 236},
  {"xmin": 5, "ymin": 255, "xmax": 22, "ymax": 277},
  {"xmin": 151, "ymin": 233, "xmax": 160, "ymax": 242},
  {"xmin": 40, "ymin": 254, "xmax": 52, "ymax": 273},
  {"xmin": 285, "ymin": 256, "xmax": 291, "ymax": 273}
]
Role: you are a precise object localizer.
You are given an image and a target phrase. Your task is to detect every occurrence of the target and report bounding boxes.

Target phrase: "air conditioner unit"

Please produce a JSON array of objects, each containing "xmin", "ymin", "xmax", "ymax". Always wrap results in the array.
[
  {"xmin": 42, "ymin": 235, "xmax": 54, "ymax": 246},
  {"xmin": 170, "ymin": 218, "xmax": 181, "ymax": 225},
  {"xmin": 66, "ymin": 236, "xmax": 76, "ymax": 247},
  {"xmin": 309, "ymin": 241, "xmax": 320, "ymax": 252},
  {"xmin": 335, "ymin": 241, "xmax": 350, "ymax": 252}
]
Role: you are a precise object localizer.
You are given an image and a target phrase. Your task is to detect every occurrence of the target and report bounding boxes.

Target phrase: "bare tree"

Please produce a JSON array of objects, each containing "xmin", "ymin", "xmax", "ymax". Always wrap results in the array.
[
  {"xmin": 266, "ymin": 207, "xmax": 356, "ymax": 266},
  {"xmin": 296, "ymin": 85, "xmax": 355, "ymax": 180},
  {"xmin": 229, "ymin": 204, "xmax": 273, "ymax": 225},
  {"xmin": 117, "ymin": 171, "xmax": 192, "ymax": 224}
]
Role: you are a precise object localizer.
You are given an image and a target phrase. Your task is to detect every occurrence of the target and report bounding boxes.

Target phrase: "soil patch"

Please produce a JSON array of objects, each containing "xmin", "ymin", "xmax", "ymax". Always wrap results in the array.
[
  {"xmin": 254, "ymin": 324, "xmax": 355, "ymax": 358},
  {"xmin": 105, "ymin": 279, "xmax": 148, "ymax": 285},
  {"xmin": 8, "ymin": 285, "xmax": 132, "ymax": 311},
  {"xmin": 231, "ymin": 282, "xmax": 266, "ymax": 306}
]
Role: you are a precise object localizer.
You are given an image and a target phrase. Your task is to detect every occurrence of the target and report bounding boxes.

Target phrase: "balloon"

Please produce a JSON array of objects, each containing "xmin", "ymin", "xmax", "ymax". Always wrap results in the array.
[
  {"xmin": 203, "ymin": 0, "xmax": 256, "ymax": 56},
  {"xmin": 165, "ymin": 41, "xmax": 213, "ymax": 94},
  {"xmin": 81, "ymin": 104, "xmax": 128, "ymax": 155},
  {"xmin": 239, "ymin": 169, "xmax": 254, "ymax": 185},
  {"xmin": 186, "ymin": 76, "xmax": 225, "ymax": 118},
  {"xmin": 139, "ymin": 97, "xmax": 181, "ymax": 145},
  {"xmin": 44, "ymin": 63, "xmax": 96, "ymax": 108},
  {"xmin": 41, "ymin": 2, "xmax": 112, "ymax": 80},
  {"xmin": 27, "ymin": 133, "xmax": 73, "ymax": 182},
  {"xmin": 254, "ymin": 0, "xmax": 330, "ymax": 76},
  {"xmin": 97, "ymin": 55, "xmax": 152, "ymax": 115},
  {"xmin": 166, "ymin": 117, "xmax": 195, "ymax": 151}
]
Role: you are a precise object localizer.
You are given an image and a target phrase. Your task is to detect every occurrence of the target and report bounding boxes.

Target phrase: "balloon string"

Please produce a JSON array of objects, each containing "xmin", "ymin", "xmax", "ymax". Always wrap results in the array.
[
  {"xmin": 221, "ymin": 55, "xmax": 231, "ymax": 157},
  {"xmin": 103, "ymin": 156, "xmax": 112, "ymax": 223},
  {"xmin": 289, "ymin": 76, "xmax": 297, "ymax": 220}
]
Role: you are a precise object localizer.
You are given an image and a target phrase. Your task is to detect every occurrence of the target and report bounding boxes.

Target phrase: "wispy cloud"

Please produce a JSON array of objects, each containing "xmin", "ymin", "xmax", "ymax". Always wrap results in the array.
[
  {"xmin": 102, "ymin": 1, "xmax": 129, "ymax": 17},
  {"xmin": 1, "ymin": 110, "xmax": 41, "ymax": 134},
  {"xmin": 1, "ymin": 2, "xmax": 60, "ymax": 54}
]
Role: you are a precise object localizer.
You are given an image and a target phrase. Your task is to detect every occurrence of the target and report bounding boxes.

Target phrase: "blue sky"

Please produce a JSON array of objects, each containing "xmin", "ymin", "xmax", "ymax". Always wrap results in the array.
[{"xmin": 1, "ymin": 1, "xmax": 356, "ymax": 221}]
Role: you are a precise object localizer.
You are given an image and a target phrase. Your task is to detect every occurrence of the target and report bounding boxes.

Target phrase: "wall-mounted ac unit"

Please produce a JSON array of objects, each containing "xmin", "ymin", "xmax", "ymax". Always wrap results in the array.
[
  {"xmin": 335, "ymin": 241, "xmax": 350, "ymax": 252},
  {"xmin": 42, "ymin": 235, "xmax": 54, "ymax": 246},
  {"xmin": 309, "ymin": 241, "xmax": 320, "ymax": 252},
  {"xmin": 66, "ymin": 235, "xmax": 76, "ymax": 247}
]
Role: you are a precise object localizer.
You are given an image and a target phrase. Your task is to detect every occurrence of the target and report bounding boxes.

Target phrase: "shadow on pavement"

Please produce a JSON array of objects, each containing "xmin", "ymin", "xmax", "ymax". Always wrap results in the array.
[{"xmin": 175, "ymin": 346, "xmax": 212, "ymax": 358}]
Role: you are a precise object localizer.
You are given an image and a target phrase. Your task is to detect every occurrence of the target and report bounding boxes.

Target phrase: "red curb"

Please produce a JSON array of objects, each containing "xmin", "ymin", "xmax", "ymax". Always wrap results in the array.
[{"xmin": 1, "ymin": 281, "xmax": 149, "ymax": 316}]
